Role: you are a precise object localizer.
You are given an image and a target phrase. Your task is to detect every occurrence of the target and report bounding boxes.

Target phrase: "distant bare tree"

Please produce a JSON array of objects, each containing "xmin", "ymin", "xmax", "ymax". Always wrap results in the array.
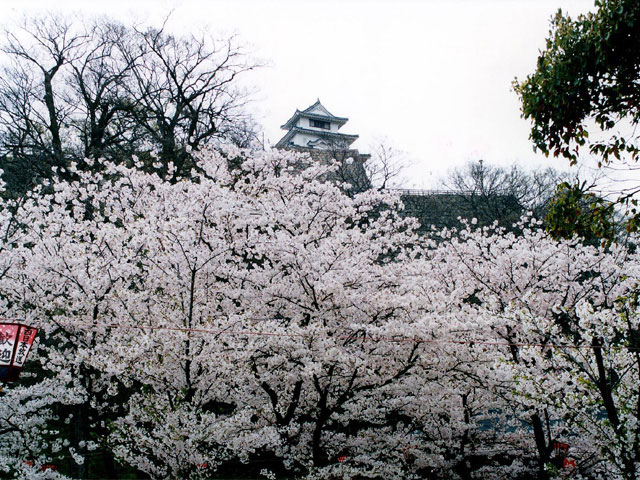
[
  {"xmin": 225, "ymin": 116, "xmax": 263, "ymax": 149},
  {"xmin": 124, "ymin": 22, "xmax": 257, "ymax": 179},
  {"xmin": 0, "ymin": 15, "xmax": 87, "ymax": 190},
  {"xmin": 318, "ymin": 137, "xmax": 408, "ymax": 196},
  {"xmin": 366, "ymin": 139, "xmax": 408, "ymax": 189},
  {"xmin": 67, "ymin": 20, "xmax": 143, "ymax": 163},
  {"xmin": 0, "ymin": 14, "xmax": 259, "ymax": 193},
  {"xmin": 442, "ymin": 160, "xmax": 568, "ymax": 225}
]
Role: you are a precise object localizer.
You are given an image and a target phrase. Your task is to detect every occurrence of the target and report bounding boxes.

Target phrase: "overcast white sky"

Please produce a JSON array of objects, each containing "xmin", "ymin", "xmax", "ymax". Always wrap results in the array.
[{"xmin": 1, "ymin": 0, "xmax": 596, "ymax": 188}]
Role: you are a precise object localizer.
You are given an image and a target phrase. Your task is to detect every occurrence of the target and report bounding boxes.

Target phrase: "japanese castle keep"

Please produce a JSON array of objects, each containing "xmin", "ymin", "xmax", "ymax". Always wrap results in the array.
[
  {"xmin": 275, "ymin": 100, "xmax": 522, "ymax": 233},
  {"xmin": 276, "ymin": 100, "xmax": 371, "ymax": 191},
  {"xmin": 275, "ymin": 99, "xmax": 359, "ymax": 150}
]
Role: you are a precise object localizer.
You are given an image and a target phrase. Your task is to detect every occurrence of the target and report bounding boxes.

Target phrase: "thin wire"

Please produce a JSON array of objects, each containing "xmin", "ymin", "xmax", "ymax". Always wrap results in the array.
[
  {"xmin": 2, "ymin": 316, "xmax": 633, "ymax": 351},
  {"xmin": 51, "ymin": 319, "xmax": 634, "ymax": 352}
]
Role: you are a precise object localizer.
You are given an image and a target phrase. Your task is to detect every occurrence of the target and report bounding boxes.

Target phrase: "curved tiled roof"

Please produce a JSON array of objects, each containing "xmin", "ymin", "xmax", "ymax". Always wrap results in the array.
[
  {"xmin": 275, "ymin": 126, "xmax": 358, "ymax": 149},
  {"xmin": 280, "ymin": 100, "xmax": 349, "ymax": 130}
]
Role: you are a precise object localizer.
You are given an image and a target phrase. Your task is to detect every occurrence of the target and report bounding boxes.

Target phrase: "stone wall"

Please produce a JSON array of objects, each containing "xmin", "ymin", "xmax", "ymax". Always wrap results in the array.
[
  {"xmin": 397, "ymin": 190, "xmax": 523, "ymax": 234},
  {"xmin": 284, "ymin": 146, "xmax": 372, "ymax": 193}
]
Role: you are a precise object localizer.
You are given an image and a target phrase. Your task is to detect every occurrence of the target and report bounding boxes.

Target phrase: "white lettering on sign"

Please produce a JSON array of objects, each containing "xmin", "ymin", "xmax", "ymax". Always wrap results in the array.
[
  {"xmin": 0, "ymin": 324, "xmax": 18, "ymax": 366},
  {"xmin": 13, "ymin": 327, "xmax": 37, "ymax": 367}
]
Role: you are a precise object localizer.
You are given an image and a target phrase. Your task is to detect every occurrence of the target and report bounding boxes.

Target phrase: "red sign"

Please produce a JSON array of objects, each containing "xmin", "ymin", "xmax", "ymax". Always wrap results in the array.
[
  {"xmin": 0, "ymin": 322, "xmax": 38, "ymax": 382},
  {"xmin": 14, "ymin": 326, "xmax": 37, "ymax": 367},
  {"xmin": 553, "ymin": 441, "xmax": 569, "ymax": 457},
  {"xmin": 0, "ymin": 324, "xmax": 19, "ymax": 366}
]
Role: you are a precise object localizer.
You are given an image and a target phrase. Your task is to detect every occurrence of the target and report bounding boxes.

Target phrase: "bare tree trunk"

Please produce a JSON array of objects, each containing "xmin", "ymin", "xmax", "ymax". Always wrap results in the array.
[{"xmin": 42, "ymin": 71, "xmax": 64, "ymax": 167}]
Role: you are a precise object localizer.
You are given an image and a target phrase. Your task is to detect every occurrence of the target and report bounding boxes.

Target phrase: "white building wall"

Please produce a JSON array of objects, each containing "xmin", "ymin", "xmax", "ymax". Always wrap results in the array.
[{"xmin": 292, "ymin": 132, "xmax": 319, "ymax": 147}]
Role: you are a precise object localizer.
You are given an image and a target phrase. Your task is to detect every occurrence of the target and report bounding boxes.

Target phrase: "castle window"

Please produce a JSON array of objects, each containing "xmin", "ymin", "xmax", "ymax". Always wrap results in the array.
[{"xmin": 311, "ymin": 120, "xmax": 330, "ymax": 130}]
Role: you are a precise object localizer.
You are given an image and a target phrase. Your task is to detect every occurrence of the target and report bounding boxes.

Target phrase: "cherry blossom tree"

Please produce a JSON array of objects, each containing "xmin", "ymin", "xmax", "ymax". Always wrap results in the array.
[
  {"xmin": 0, "ymin": 147, "xmax": 442, "ymax": 479},
  {"xmin": 1, "ymin": 145, "xmax": 640, "ymax": 480},
  {"xmin": 433, "ymin": 219, "xmax": 640, "ymax": 479}
]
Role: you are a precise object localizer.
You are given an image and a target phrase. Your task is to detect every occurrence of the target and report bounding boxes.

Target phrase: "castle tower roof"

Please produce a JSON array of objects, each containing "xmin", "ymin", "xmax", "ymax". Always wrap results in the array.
[{"xmin": 275, "ymin": 99, "xmax": 358, "ymax": 149}]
